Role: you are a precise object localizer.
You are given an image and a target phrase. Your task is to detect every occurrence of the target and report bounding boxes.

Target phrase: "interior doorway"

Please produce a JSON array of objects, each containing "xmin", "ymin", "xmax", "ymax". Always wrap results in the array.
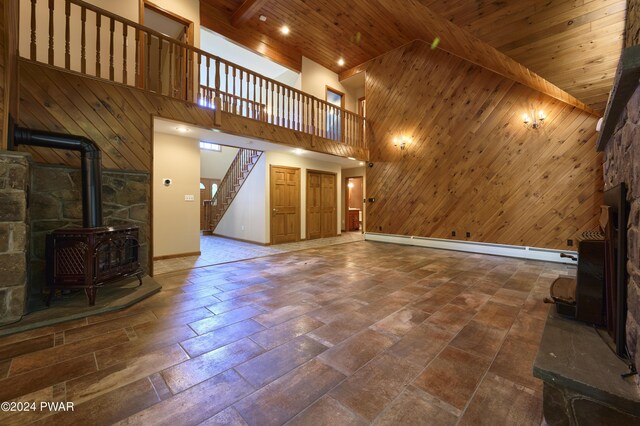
[
  {"xmin": 270, "ymin": 166, "xmax": 300, "ymax": 244},
  {"xmin": 199, "ymin": 178, "xmax": 219, "ymax": 231},
  {"xmin": 345, "ymin": 176, "xmax": 364, "ymax": 232},
  {"xmin": 139, "ymin": 1, "xmax": 194, "ymax": 97},
  {"xmin": 307, "ymin": 171, "xmax": 337, "ymax": 240}
]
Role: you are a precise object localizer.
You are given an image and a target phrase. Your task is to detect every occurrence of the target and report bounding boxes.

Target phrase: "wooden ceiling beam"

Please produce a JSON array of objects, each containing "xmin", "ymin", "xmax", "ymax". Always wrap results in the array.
[{"xmin": 231, "ymin": 0, "xmax": 270, "ymax": 27}]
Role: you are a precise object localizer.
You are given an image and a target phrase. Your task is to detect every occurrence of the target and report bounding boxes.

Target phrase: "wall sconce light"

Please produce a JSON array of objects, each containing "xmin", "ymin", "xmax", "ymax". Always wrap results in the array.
[
  {"xmin": 393, "ymin": 135, "xmax": 412, "ymax": 150},
  {"xmin": 523, "ymin": 109, "xmax": 546, "ymax": 129},
  {"xmin": 347, "ymin": 181, "xmax": 354, "ymax": 189}
]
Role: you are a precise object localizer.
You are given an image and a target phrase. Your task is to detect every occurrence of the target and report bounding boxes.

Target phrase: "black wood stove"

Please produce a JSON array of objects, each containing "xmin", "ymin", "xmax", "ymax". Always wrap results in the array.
[{"xmin": 12, "ymin": 125, "xmax": 143, "ymax": 306}]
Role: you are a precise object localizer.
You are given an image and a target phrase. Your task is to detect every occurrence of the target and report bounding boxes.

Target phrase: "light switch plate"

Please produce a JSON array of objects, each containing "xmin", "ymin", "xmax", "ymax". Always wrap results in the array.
[{"xmin": 184, "ymin": 195, "xmax": 195, "ymax": 201}]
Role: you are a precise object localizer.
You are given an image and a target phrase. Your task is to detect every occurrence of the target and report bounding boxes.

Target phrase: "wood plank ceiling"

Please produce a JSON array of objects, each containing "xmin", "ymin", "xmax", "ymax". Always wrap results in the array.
[{"xmin": 200, "ymin": 0, "xmax": 626, "ymax": 114}]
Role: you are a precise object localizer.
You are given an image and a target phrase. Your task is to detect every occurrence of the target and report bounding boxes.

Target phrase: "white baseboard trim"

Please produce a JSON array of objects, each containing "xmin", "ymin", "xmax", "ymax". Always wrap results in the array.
[{"xmin": 364, "ymin": 233, "xmax": 577, "ymax": 264}]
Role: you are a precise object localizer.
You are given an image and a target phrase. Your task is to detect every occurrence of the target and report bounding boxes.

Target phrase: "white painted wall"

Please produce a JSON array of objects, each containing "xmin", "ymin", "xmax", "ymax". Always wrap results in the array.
[
  {"xmin": 214, "ymin": 154, "xmax": 269, "ymax": 244},
  {"xmin": 201, "ymin": 146, "xmax": 239, "ymax": 180},
  {"xmin": 153, "ymin": 133, "xmax": 201, "ymax": 257},
  {"xmin": 149, "ymin": 0, "xmax": 200, "ymax": 48},
  {"xmin": 213, "ymin": 150, "xmax": 343, "ymax": 244},
  {"xmin": 301, "ymin": 57, "xmax": 361, "ymax": 112}
]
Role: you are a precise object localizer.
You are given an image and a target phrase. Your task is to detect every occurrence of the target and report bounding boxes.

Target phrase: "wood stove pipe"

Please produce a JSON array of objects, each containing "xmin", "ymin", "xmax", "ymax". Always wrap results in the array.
[{"xmin": 12, "ymin": 126, "xmax": 103, "ymax": 228}]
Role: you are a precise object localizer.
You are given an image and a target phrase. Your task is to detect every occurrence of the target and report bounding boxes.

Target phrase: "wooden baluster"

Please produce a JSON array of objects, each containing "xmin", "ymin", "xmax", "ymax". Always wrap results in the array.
[
  {"xmin": 205, "ymin": 56, "xmax": 211, "ymax": 105},
  {"xmin": 109, "ymin": 18, "xmax": 115, "ymax": 80},
  {"xmin": 48, "ymin": 0, "xmax": 54, "ymax": 65},
  {"xmin": 187, "ymin": 46, "xmax": 193, "ymax": 102},
  {"xmin": 259, "ymin": 78, "xmax": 264, "ymax": 121},
  {"xmin": 195, "ymin": 53, "xmax": 201, "ymax": 104},
  {"xmin": 134, "ymin": 28, "xmax": 139, "ymax": 87},
  {"xmin": 157, "ymin": 36, "xmax": 163, "ymax": 94},
  {"xmin": 239, "ymin": 70, "xmax": 244, "ymax": 116},
  {"xmin": 224, "ymin": 63, "xmax": 229, "ymax": 110},
  {"xmin": 30, "ymin": 0, "xmax": 37, "ymax": 60},
  {"xmin": 311, "ymin": 98, "xmax": 315, "ymax": 136},
  {"xmin": 80, "ymin": 7, "xmax": 86, "ymax": 73},
  {"xmin": 276, "ymin": 85, "xmax": 281, "ymax": 126},
  {"xmin": 232, "ymin": 67, "xmax": 237, "ymax": 114},
  {"xmin": 146, "ymin": 32, "xmax": 151, "ymax": 90},
  {"xmin": 285, "ymin": 88, "xmax": 290, "ymax": 128},
  {"xmin": 64, "ymin": 0, "xmax": 70, "ymax": 69},
  {"xmin": 168, "ymin": 42, "xmax": 173, "ymax": 96},
  {"xmin": 252, "ymin": 75, "xmax": 257, "ymax": 119},
  {"xmin": 96, "ymin": 13, "xmax": 101, "ymax": 78},
  {"xmin": 178, "ymin": 44, "xmax": 184, "ymax": 98},
  {"xmin": 122, "ymin": 24, "xmax": 128, "ymax": 84}
]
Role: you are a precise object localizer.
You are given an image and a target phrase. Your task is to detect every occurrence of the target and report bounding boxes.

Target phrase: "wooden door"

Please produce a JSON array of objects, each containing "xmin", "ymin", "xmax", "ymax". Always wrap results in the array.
[
  {"xmin": 270, "ymin": 166, "xmax": 300, "ymax": 244},
  {"xmin": 307, "ymin": 171, "xmax": 337, "ymax": 240},
  {"xmin": 307, "ymin": 172, "xmax": 322, "ymax": 240},
  {"xmin": 320, "ymin": 174, "xmax": 336, "ymax": 237}
]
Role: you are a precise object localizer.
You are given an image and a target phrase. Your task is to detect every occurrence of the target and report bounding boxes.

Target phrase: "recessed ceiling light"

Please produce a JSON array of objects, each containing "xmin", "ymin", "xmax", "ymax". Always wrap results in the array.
[
  {"xmin": 293, "ymin": 148, "xmax": 305, "ymax": 155},
  {"xmin": 348, "ymin": 157, "xmax": 356, "ymax": 160},
  {"xmin": 281, "ymin": 25, "xmax": 290, "ymax": 35},
  {"xmin": 259, "ymin": 15, "xmax": 267, "ymax": 22},
  {"xmin": 359, "ymin": 161, "xmax": 365, "ymax": 166},
  {"xmin": 337, "ymin": 58, "xmax": 345, "ymax": 66},
  {"xmin": 175, "ymin": 126, "xmax": 190, "ymax": 133}
]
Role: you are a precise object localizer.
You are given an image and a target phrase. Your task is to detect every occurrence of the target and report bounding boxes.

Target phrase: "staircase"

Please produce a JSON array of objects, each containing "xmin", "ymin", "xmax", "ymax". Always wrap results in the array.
[{"xmin": 205, "ymin": 149, "xmax": 263, "ymax": 233}]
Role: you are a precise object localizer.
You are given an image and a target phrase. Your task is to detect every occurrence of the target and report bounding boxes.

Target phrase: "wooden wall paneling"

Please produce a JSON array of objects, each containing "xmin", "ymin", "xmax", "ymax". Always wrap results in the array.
[
  {"xmin": 47, "ymin": 67, "xmax": 146, "ymax": 169},
  {"xmin": 365, "ymin": 41, "xmax": 602, "ymax": 250},
  {"xmin": 17, "ymin": 59, "xmax": 364, "ymax": 171}
]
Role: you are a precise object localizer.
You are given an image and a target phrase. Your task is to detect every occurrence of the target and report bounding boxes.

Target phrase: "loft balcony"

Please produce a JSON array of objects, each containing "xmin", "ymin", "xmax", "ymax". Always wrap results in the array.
[{"xmin": 18, "ymin": 0, "xmax": 367, "ymax": 164}]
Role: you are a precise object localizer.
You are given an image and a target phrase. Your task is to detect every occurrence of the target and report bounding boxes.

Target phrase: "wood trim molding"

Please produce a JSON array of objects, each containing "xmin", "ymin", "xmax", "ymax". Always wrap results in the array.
[
  {"xmin": 153, "ymin": 251, "xmax": 201, "ymax": 261},
  {"xmin": 211, "ymin": 233, "xmax": 269, "ymax": 246},
  {"xmin": 325, "ymin": 85, "xmax": 346, "ymax": 109}
]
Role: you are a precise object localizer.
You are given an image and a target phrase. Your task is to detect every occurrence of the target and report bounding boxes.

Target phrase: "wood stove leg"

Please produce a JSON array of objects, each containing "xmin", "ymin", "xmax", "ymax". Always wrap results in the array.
[
  {"xmin": 45, "ymin": 288, "xmax": 54, "ymax": 307},
  {"xmin": 85, "ymin": 287, "xmax": 97, "ymax": 306},
  {"xmin": 137, "ymin": 274, "xmax": 143, "ymax": 287}
]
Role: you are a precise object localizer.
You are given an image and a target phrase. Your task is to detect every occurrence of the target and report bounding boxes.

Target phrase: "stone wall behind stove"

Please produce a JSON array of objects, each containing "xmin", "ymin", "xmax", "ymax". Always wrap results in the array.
[
  {"xmin": 29, "ymin": 164, "xmax": 150, "ymax": 309},
  {"xmin": 603, "ymin": 83, "xmax": 640, "ymax": 386},
  {"xmin": 0, "ymin": 152, "xmax": 30, "ymax": 325}
]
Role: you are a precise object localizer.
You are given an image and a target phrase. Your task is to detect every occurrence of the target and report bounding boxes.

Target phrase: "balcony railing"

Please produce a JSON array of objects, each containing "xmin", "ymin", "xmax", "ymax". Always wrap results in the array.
[{"xmin": 22, "ymin": 0, "xmax": 366, "ymax": 149}]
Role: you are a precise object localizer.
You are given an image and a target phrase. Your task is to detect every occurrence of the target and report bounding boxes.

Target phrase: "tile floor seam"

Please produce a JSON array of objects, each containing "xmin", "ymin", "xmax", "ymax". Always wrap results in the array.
[
  {"xmin": 454, "ymin": 293, "xmax": 536, "ymax": 425},
  {"xmin": 367, "ymin": 317, "xmax": 461, "ymax": 423}
]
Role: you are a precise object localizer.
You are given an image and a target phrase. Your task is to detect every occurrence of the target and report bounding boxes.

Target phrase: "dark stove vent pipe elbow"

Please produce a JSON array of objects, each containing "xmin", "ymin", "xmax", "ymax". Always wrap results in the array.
[{"xmin": 13, "ymin": 126, "xmax": 103, "ymax": 228}]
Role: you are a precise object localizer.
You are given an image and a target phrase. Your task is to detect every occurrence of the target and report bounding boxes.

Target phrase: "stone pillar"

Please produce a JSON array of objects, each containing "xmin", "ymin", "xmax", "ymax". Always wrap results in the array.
[
  {"xmin": 0, "ymin": 151, "xmax": 30, "ymax": 325},
  {"xmin": 603, "ymin": 83, "xmax": 640, "ymax": 388}
]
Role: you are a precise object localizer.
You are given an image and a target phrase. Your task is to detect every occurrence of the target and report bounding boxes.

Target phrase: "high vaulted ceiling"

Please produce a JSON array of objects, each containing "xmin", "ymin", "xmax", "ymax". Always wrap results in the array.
[{"xmin": 200, "ymin": 0, "xmax": 626, "ymax": 114}]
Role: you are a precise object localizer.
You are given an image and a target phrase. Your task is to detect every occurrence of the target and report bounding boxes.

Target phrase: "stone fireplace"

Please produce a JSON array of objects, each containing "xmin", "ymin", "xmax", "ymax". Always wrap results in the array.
[
  {"xmin": 0, "ymin": 152, "xmax": 150, "ymax": 324},
  {"xmin": 603, "ymin": 84, "xmax": 640, "ymax": 386}
]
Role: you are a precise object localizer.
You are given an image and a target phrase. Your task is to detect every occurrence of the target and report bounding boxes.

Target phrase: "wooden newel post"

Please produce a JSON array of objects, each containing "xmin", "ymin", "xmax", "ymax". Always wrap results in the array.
[{"xmin": 213, "ymin": 57, "xmax": 222, "ymax": 126}]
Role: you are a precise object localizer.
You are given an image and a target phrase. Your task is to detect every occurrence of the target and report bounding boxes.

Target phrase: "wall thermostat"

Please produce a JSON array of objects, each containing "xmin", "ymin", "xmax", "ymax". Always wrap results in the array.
[{"xmin": 163, "ymin": 178, "xmax": 172, "ymax": 186}]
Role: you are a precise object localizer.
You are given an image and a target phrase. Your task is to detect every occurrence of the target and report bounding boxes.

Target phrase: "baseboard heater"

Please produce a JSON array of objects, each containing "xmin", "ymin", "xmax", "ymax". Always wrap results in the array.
[{"xmin": 364, "ymin": 233, "xmax": 577, "ymax": 264}]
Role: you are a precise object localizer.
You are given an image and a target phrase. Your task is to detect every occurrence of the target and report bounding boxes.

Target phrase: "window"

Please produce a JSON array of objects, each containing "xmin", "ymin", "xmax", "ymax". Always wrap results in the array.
[
  {"xmin": 200, "ymin": 141, "xmax": 221, "ymax": 151},
  {"xmin": 326, "ymin": 87, "xmax": 344, "ymax": 142}
]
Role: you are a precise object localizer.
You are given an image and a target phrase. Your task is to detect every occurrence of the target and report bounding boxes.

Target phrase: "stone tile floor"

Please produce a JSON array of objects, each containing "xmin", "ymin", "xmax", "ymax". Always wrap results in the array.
[
  {"xmin": 0, "ymin": 241, "xmax": 575, "ymax": 425},
  {"xmin": 153, "ymin": 233, "xmax": 365, "ymax": 275}
]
